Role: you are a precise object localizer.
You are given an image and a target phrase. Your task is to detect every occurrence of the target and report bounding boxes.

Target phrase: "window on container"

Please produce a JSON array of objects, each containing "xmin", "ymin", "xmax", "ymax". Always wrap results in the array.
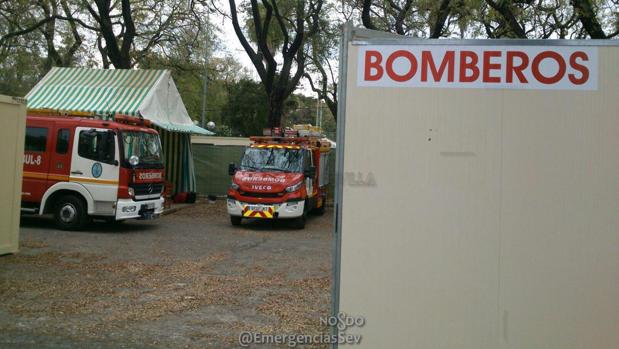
[
  {"xmin": 78, "ymin": 130, "xmax": 116, "ymax": 164},
  {"xmin": 56, "ymin": 129, "xmax": 70, "ymax": 154},
  {"xmin": 25, "ymin": 127, "xmax": 48, "ymax": 152}
]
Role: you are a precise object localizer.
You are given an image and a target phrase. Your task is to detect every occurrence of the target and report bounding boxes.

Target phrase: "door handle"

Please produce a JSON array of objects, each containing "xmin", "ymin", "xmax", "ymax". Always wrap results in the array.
[{"xmin": 71, "ymin": 170, "xmax": 83, "ymax": 175}]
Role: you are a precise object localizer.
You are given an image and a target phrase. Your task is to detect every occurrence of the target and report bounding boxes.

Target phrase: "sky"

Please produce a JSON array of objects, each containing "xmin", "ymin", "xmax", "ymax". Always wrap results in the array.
[{"xmin": 211, "ymin": 1, "xmax": 316, "ymax": 97}]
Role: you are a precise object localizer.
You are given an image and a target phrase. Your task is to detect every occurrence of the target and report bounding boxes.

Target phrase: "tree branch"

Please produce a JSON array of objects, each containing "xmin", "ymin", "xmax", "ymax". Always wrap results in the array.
[
  {"xmin": 485, "ymin": 0, "xmax": 527, "ymax": 38},
  {"xmin": 430, "ymin": 0, "xmax": 452, "ymax": 38},
  {"xmin": 228, "ymin": 0, "xmax": 267, "ymax": 80},
  {"xmin": 570, "ymin": 0, "xmax": 607, "ymax": 38},
  {"xmin": 361, "ymin": 0, "xmax": 378, "ymax": 30}
]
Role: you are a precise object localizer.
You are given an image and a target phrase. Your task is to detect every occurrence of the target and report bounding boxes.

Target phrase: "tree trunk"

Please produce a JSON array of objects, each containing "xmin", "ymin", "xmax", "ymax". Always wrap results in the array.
[
  {"xmin": 268, "ymin": 102, "xmax": 283, "ymax": 128},
  {"xmin": 570, "ymin": 0, "xmax": 607, "ymax": 38},
  {"xmin": 267, "ymin": 87, "xmax": 288, "ymax": 128},
  {"xmin": 325, "ymin": 98, "xmax": 337, "ymax": 121}
]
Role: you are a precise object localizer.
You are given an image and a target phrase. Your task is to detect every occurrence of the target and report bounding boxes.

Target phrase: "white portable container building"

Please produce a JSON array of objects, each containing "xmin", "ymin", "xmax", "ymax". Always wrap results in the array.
[
  {"xmin": 333, "ymin": 25, "xmax": 619, "ymax": 349},
  {"xmin": 0, "ymin": 95, "xmax": 26, "ymax": 255}
]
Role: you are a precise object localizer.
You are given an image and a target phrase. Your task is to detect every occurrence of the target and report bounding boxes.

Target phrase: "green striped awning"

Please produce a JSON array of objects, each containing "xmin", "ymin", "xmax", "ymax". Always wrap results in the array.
[
  {"xmin": 26, "ymin": 67, "xmax": 212, "ymax": 195},
  {"xmin": 25, "ymin": 67, "xmax": 214, "ymax": 136},
  {"xmin": 26, "ymin": 67, "xmax": 163, "ymax": 117},
  {"xmin": 151, "ymin": 122, "xmax": 213, "ymax": 135}
]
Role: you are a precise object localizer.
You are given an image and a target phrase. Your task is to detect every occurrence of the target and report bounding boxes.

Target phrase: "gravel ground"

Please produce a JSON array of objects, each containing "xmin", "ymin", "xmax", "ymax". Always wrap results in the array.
[{"xmin": 0, "ymin": 200, "xmax": 334, "ymax": 349}]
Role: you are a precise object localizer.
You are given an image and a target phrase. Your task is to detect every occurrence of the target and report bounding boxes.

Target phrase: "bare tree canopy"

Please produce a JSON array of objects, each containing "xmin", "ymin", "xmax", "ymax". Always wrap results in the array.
[
  {"xmin": 0, "ymin": 0, "xmax": 616, "ymax": 128},
  {"xmin": 355, "ymin": 0, "xmax": 619, "ymax": 39},
  {"xmin": 228, "ymin": 0, "xmax": 323, "ymax": 127}
]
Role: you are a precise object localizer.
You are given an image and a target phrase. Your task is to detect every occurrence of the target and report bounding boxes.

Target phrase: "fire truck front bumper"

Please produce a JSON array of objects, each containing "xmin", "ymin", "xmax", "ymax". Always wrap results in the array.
[
  {"xmin": 115, "ymin": 197, "xmax": 164, "ymax": 220},
  {"xmin": 227, "ymin": 198, "xmax": 305, "ymax": 219}
]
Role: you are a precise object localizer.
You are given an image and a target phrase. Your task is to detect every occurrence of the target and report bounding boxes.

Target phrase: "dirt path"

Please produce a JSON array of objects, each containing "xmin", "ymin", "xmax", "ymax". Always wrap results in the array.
[{"xmin": 0, "ymin": 201, "xmax": 334, "ymax": 348}]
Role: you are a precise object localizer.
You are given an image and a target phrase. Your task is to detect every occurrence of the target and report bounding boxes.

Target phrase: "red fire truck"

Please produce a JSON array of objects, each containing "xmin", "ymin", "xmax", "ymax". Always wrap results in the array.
[
  {"xmin": 21, "ymin": 114, "xmax": 165, "ymax": 230},
  {"xmin": 227, "ymin": 126, "xmax": 332, "ymax": 229}
]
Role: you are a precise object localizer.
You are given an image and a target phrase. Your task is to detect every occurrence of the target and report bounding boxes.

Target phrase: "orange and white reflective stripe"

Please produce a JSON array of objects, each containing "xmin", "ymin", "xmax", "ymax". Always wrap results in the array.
[
  {"xmin": 251, "ymin": 144, "xmax": 301, "ymax": 149},
  {"xmin": 23, "ymin": 171, "xmax": 70, "ymax": 182},
  {"xmin": 70, "ymin": 177, "xmax": 119, "ymax": 185},
  {"xmin": 22, "ymin": 171, "xmax": 48, "ymax": 180},
  {"xmin": 242, "ymin": 205, "xmax": 275, "ymax": 218},
  {"xmin": 22, "ymin": 171, "xmax": 118, "ymax": 185},
  {"xmin": 48, "ymin": 174, "xmax": 70, "ymax": 181}
]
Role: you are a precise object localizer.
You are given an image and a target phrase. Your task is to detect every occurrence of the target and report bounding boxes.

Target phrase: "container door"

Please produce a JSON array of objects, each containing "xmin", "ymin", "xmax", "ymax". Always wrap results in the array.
[
  {"xmin": 70, "ymin": 127, "xmax": 120, "ymax": 203},
  {"xmin": 22, "ymin": 124, "xmax": 52, "ymax": 203}
]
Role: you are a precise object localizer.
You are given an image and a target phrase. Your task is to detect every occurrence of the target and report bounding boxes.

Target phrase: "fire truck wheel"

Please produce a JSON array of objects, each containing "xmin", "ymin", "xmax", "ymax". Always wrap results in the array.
[
  {"xmin": 312, "ymin": 203, "xmax": 326, "ymax": 216},
  {"xmin": 230, "ymin": 216, "xmax": 242, "ymax": 226},
  {"xmin": 53, "ymin": 195, "xmax": 89, "ymax": 231},
  {"xmin": 291, "ymin": 213, "xmax": 306, "ymax": 229}
]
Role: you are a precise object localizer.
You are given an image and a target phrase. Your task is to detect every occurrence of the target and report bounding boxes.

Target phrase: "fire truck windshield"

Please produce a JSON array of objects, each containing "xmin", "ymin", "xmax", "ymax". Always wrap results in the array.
[
  {"xmin": 240, "ymin": 147, "xmax": 303, "ymax": 173},
  {"xmin": 121, "ymin": 131, "xmax": 163, "ymax": 166}
]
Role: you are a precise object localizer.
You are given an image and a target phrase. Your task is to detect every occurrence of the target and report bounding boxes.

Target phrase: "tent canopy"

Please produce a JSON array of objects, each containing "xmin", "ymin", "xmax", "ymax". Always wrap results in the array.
[{"xmin": 25, "ymin": 67, "xmax": 213, "ymax": 136}]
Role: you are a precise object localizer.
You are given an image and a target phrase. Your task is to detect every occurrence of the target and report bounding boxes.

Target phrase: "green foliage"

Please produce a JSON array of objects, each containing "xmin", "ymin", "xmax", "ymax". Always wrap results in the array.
[
  {"xmin": 1, "ymin": 0, "xmax": 617, "ymax": 134},
  {"xmin": 0, "ymin": 47, "xmax": 46, "ymax": 96},
  {"xmin": 281, "ymin": 94, "xmax": 336, "ymax": 135},
  {"xmin": 222, "ymin": 79, "xmax": 269, "ymax": 137},
  {"xmin": 242, "ymin": 1, "xmax": 298, "ymax": 52}
]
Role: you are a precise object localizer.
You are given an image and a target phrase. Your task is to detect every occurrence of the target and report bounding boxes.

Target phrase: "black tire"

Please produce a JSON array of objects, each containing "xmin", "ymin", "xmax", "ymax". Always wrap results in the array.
[
  {"xmin": 230, "ymin": 216, "xmax": 242, "ymax": 226},
  {"xmin": 53, "ymin": 195, "xmax": 89, "ymax": 231},
  {"xmin": 291, "ymin": 214, "xmax": 306, "ymax": 229},
  {"xmin": 312, "ymin": 202, "xmax": 326, "ymax": 216}
]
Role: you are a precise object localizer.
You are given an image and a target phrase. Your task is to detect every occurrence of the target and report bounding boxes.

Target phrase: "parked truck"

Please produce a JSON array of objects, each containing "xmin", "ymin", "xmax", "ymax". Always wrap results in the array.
[
  {"xmin": 227, "ymin": 126, "xmax": 331, "ymax": 229},
  {"xmin": 21, "ymin": 114, "xmax": 165, "ymax": 230}
]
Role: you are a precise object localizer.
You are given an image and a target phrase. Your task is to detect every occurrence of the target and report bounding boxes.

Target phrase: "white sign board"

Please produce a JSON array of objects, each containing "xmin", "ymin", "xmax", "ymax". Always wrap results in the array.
[{"xmin": 357, "ymin": 45, "xmax": 598, "ymax": 90}]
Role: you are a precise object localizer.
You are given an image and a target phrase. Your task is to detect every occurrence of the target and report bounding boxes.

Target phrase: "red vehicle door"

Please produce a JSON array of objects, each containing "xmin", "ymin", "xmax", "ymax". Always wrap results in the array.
[
  {"xmin": 22, "ymin": 120, "xmax": 53, "ymax": 203},
  {"xmin": 48, "ymin": 123, "xmax": 73, "ymax": 186}
]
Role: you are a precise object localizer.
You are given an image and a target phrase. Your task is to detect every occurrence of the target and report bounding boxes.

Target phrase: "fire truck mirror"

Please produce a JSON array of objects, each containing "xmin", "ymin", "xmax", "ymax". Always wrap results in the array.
[
  {"xmin": 228, "ymin": 163, "xmax": 237, "ymax": 176},
  {"xmin": 102, "ymin": 132, "xmax": 116, "ymax": 165}
]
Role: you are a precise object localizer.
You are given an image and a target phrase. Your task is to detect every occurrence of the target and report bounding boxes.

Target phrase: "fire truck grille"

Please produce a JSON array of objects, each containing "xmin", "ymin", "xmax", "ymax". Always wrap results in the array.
[
  {"xmin": 239, "ymin": 191, "xmax": 284, "ymax": 198},
  {"xmin": 131, "ymin": 183, "xmax": 164, "ymax": 200}
]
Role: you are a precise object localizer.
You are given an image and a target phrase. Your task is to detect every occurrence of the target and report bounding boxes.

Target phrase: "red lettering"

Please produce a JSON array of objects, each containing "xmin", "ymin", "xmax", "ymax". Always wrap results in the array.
[
  {"xmin": 421, "ymin": 51, "xmax": 455, "ymax": 82},
  {"xmin": 506, "ymin": 51, "xmax": 529, "ymax": 83},
  {"xmin": 364, "ymin": 50, "xmax": 383, "ymax": 81},
  {"xmin": 459, "ymin": 51, "xmax": 479, "ymax": 82},
  {"xmin": 483, "ymin": 51, "xmax": 502, "ymax": 83},
  {"xmin": 568, "ymin": 51, "xmax": 589, "ymax": 85},
  {"xmin": 386, "ymin": 50, "xmax": 418, "ymax": 82},
  {"xmin": 532, "ymin": 51, "xmax": 566, "ymax": 84}
]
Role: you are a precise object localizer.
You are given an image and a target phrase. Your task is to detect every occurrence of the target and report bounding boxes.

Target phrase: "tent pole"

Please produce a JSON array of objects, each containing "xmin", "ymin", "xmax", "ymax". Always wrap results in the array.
[{"xmin": 200, "ymin": 13, "xmax": 209, "ymax": 128}]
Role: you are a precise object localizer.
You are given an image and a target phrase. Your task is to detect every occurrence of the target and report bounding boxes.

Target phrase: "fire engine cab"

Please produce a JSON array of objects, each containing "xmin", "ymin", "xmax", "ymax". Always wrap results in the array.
[
  {"xmin": 227, "ymin": 125, "xmax": 332, "ymax": 229},
  {"xmin": 21, "ymin": 114, "xmax": 165, "ymax": 230}
]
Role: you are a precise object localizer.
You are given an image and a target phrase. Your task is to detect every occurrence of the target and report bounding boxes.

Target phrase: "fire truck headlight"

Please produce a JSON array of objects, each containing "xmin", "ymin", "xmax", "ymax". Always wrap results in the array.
[
  {"xmin": 122, "ymin": 206, "xmax": 137, "ymax": 213},
  {"xmin": 285, "ymin": 181, "xmax": 303, "ymax": 193},
  {"xmin": 128, "ymin": 187, "xmax": 135, "ymax": 197},
  {"xmin": 129, "ymin": 155, "xmax": 140, "ymax": 166},
  {"xmin": 230, "ymin": 181, "xmax": 239, "ymax": 190}
]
